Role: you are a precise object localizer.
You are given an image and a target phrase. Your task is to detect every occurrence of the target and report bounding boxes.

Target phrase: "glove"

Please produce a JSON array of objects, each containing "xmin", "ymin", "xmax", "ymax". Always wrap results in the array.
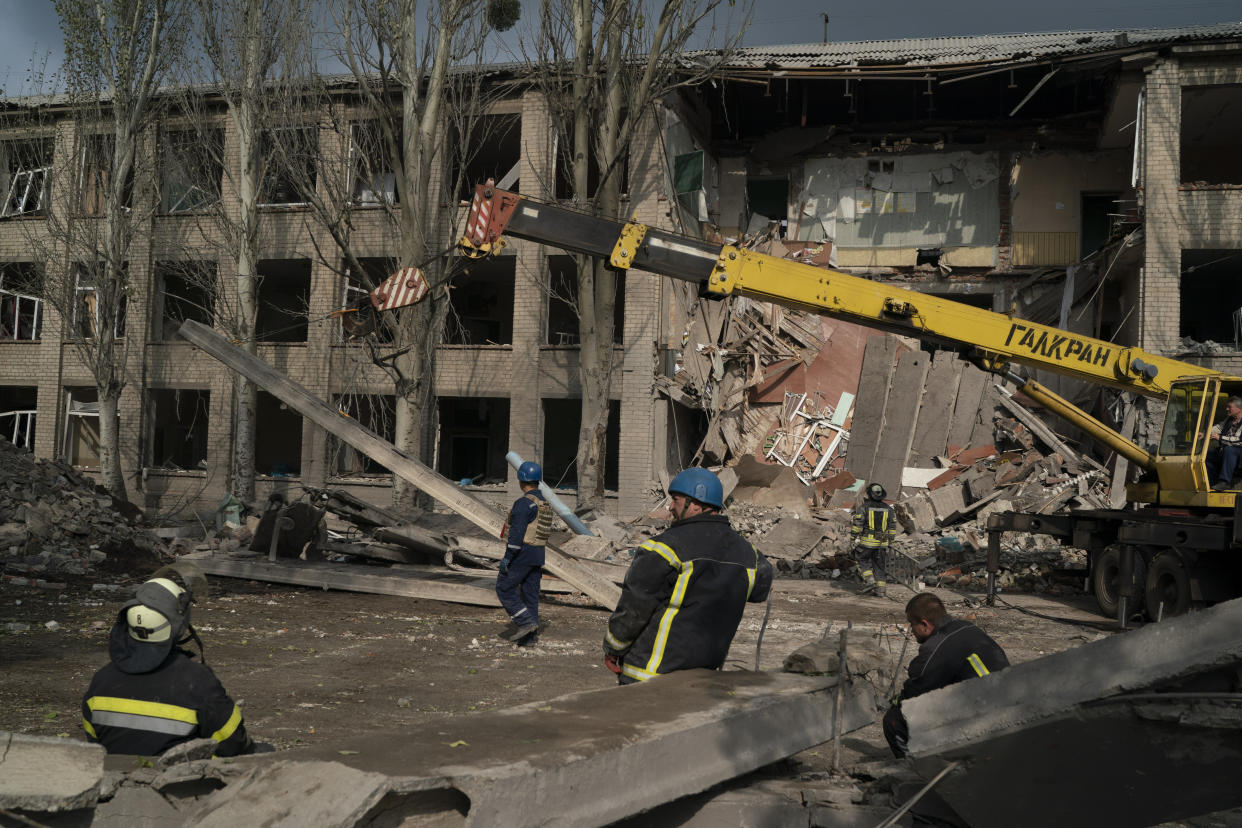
[
  {"xmin": 604, "ymin": 655, "xmax": 621, "ymax": 675},
  {"xmin": 498, "ymin": 560, "xmax": 509, "ymax": 577}
]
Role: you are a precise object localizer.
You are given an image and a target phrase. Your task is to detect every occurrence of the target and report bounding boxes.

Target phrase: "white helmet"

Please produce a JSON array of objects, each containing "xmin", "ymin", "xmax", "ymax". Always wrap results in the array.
[
  {"xmin": 125, "ymin": 578, "xmax": 184, "ymax": 642},
  {"xmin": 109, "ymin": 571, "xmax": 199, "ymax": 674}
]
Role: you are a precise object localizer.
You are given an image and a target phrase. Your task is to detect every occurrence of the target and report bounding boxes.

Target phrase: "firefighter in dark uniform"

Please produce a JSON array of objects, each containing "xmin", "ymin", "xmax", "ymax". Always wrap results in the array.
[
  {"xmin": 498, "ymin": 460, "xmax": 553, "ymax": 646},
  {"xmin": 883, "ymin": 592, "xmax": 1010, "ymax": 757},
  {"xmin": 603, "ymin": 467, "xmax": 773, "ymax": 684},
  {"xmin": 852, "ymin": 482, "xmax": 896, "ymax": 597},
  {"xmin": 82, "ymin": 566, "xmax": 255, "ymax": 757}
]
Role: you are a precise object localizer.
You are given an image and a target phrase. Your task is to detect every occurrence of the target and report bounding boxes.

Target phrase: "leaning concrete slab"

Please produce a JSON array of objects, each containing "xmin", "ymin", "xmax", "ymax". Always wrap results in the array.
[
  {"xmin": 0, "ymin": 731, "xmax": 104, "ymax": 812},
  {"xmin": 187, "ymin": 670, "xmax": 876, "ymax": 828},
  {"xmin": 904, "ymin": 597, "xmax": 1242, "ymax": 827}
]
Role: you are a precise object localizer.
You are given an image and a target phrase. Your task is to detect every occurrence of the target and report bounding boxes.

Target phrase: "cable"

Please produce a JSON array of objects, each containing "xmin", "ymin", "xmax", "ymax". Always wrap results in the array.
[
  {"xmin": 754, "ymin": 591, "xmax": 773, "ymax": 671},
  {"xmin": 993, "ymin": 595, "xmax": 1117, "ymax": 632}
]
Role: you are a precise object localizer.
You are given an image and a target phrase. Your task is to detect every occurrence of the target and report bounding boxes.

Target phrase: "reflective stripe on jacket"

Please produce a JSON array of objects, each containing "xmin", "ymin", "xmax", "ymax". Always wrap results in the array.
[
  {"xmin": 605, "ymin": 513, "xmax": 773, "ymax": 682},
  {"xmin": 851, "ymin": 502, "xmax": 896, "ymax": 549},
  {"xmin": 901, "ymin": 618, "xmax": 1010, "ymax": 701},
  {"xmin": 82, "ymin": 650, "xmax": 252, "ymax": 756}
]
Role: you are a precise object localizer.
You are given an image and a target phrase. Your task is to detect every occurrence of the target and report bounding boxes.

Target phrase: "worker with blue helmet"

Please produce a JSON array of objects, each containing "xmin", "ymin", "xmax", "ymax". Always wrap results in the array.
[
  {"xmin": 498, "ymin": 460, "xmax": 553, "ymax": 645},
  {"xmin": 603, "ymin": 466, "xmax": 772, "ymax": 684}
]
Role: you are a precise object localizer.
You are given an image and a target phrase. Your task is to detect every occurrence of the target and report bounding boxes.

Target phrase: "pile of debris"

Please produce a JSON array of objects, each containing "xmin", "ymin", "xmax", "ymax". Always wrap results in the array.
[{"xmin": 0, "ymin": 439, "xmax": 167, "ymax": 582}]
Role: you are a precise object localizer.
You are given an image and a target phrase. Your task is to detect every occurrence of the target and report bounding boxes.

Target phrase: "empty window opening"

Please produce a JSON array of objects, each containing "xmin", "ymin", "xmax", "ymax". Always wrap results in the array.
[
  {"xmin": 454, "ymin": 113, "xmax": 520, "ymax": 200},
  {"xmin": 72, "ymin": 264, "xmax": 127, "ymax": 339},
  {"xmin": 0, "ymin": 386, "xmax": 37, "ymax": 450},
  {"xmin": 260, "ymin": 126, "xmax": 318, "ymax": 206},
  {"xmin": 436, "ymin": 397, "xmax": 510, "ymax": 484},
  {"xmin": 1181, "ymin": 249, "xmax": 1242, "ymax": 346},
  {"xmin": 445, "ymin": 256, "xmax": 515, "ymax": 345},
  {"xmin": 256, "ymin": 390, "xmax": 302, "ymax": 476},
  {"xmin": 0, "ymin": 262, "xmax": 43, "ymax": 340},
  {"xmin": 63, "ymin": 386, "xmax": 104, "ymax": 467},
  {"xmin": 545, "ymin": 255, "xmax": 624, "ymax": 345},
  {"xmin": 341, "ymin": 257, "xmax": 396, "ymax": 343},
  {"xmin": 160, "ymin": 128, "xmax": 223, "ymax": 213},
  {"xmin": 1, "ymin": 137, "xmax": 52, "ymax": 218},
  {"xmin": 541, "ymin": 398, "xmax": 620, "ymax": 489},
  {"xmin": 664, "ymin": 399, "xmax": 707, "ymax": 474},
  {"xmin": 148, "ymin": 388, "xmax": 209, "ymax": 470},
  {"xmin": 331, "ymin": 394, "xmax": 395, "ymax": 476},
  {"xmin": 257, "ymin": 259, "xmax": 310, "ymax": 342},
  {"xmin": 555, "ymin": 133, "xmax": 629, "ymax": 201},
  {"xmin": 1181, "ymin": 85, "xmax": 1242, "ymax": 185},
  {"xmin": 746, "ymin": 176, "xmax": 789, "ymax": 228},
  {"xmin": 1081, "ymin": 194, "xmax": 1121, "ymax": 257},
  {"xmin": 79, "ymin": 134, "xmax": 133, "ymax": 216},
  {"xmin": 350, "ymin": 120, "xmax": 398, "ymax": 206},
  {"xmin": 155, "ymin": 261, "xmax": 216, "ymax": 340},
  {"xmin": 927, "ymin": 291, "xmax": 994, "ymax": 311}
]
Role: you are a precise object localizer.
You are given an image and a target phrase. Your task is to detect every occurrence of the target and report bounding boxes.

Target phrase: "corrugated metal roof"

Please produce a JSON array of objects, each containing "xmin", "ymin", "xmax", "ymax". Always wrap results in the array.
[{"xmin": 707, "ymin": 21, "xmax": 1242, "ymax": 71}]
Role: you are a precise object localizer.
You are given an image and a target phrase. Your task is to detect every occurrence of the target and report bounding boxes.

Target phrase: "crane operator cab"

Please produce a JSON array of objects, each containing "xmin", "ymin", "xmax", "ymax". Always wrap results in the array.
[{"xmin": 1145, "ymin": 376, "xmax": 1242, "ymax": 507}]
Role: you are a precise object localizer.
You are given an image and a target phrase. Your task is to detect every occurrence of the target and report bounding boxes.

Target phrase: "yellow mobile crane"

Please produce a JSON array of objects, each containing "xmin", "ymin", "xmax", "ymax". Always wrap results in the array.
[{"xmin": 372, "ymin": 183, "xmax": 1242, "ymax": 625}]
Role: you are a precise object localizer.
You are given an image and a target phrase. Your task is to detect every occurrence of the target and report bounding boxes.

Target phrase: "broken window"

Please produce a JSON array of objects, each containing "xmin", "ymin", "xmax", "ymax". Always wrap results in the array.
[
  {"xmin": 154, "ymin": 261, "xmax": 216, "ymax": 340},
  {"xmin": 544, "ymin": 255, "xmax": 624, "ymax": 345},
  {"xmin": 1181, "ymin": 85, "xmax": 1242, "ymax": 185},
  {"xmin": 1181, "ymin": 249, "xmax": 1242, "ymax": 346},
  {"xmin": 256, "ymin": 259, "xmax": 310, "ymax": 342},
  {"xmin": 160, "ymin": 128, "xmax": 223, "ymax": 213},
  {"xmin": 746, "ymin": 176, "xmax": 789, "ymax": 228},
  {"xmin": 71, "ymin": 264, "xmax": 126, "ymax": 339},
  {"xmin": 350, "ymin": 120, "xmax": 398, "ymax": 206},
  {"xmin": 444, "ymin": 255, "xmax": 514, "ymax": 345},
  {"xmin": 260, "ymin": 126, "xmax": 318, "ymax": 206},
  {"xmin": 330, "ymin": 393, "xmax": 394, "ymax": 476},
  {"xmin": 78, "ymin": 134, "xmax": 133, "ymax": 216},
  {"xmin": 541, "ymin": 398, "xmax": 619, "ymax": 489},
  {"xmin": 0, "ymin": 262, "xmax": 42, "ymax": 340},
  {"xmin": 255, "ymin": 390, "xmax": 302, "ymax": 476},
  {"xmin": 453, "ymin": 113, "xmax": 520, "ymax": 201},
  {"xmin": 147, "ymin": 388, "xmax": 209, "ymax": 470},
  {"xmin": 63, "ymin": 386, "xmax": 106, "ymax": 467},
  {"xmin": 0, "ymin": 386, "xmax": 37, "ymax": 450},
  {"xmin": 436, "ymin": 397, "xmax": 510, "ymax": 484},
  {"xmin": 341, "ymin": 257, "xmax": 395, "ymax": 343},
  {"xmin": 1, "ymin": 137, "xmax": 53, "ymax": 218}
]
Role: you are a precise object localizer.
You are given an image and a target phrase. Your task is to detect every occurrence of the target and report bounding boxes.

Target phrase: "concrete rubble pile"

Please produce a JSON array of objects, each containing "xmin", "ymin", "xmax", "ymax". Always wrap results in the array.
[{"xmin": 0, "ymin": 439, "xmax": 167, "ymax": 586}]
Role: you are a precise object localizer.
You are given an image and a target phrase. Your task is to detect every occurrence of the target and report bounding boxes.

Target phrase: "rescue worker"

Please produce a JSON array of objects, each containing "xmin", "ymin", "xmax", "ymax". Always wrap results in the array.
[
  {"xmin": 851, "ymin": 482, "xmax": 896, "ymax": 597},
  {"xmin": 1207, "ymin": 395, "xmax": 1242, "ymax": 491},
  {"xmin": 82, "ymin": 566, "xmax": 255, "ymax": 757},
  {"xmin": 497, "ymin": 460, "xmax": 553, "ymax": 646},
  {"xmin": 883, "ymin": 592, "xmax": 1009, "ymax": 757},
  {"xmin": 603, "ymin": 467, "xmax": 773, "ymax": 684}
]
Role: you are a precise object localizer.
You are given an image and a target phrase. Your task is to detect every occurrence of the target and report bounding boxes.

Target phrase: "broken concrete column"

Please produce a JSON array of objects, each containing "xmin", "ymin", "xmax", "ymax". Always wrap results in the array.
[{"xmin": 0, "ymin": 731, "xmax": 104, "ymax": 812}]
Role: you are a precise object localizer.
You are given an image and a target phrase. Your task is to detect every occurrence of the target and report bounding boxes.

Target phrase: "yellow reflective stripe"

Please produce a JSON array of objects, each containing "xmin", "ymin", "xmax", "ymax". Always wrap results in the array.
[
  {"xmin": 620, "ymin": 662, "xmax": 656, "ymax": 682},
  {"xmin": 86, "ymin": 696, "xmax": 198, "ymax": 725},
  {"xmin": 82, "ymin": 717, "xmax": 97, "ymax": 738},
  {"xmin": 868, "ymin": 510, "xmax": 876, "ymax": 530},
  {"xmin": 605, "ymin": 629, "xmax": 631, "ymax": 650},
  {"xmin": 860, "ymin": 569, "xmax": 873, "ymax": 579},
  {"xmin": 967, "ymin": 653, "xmax": 989, "ymax": 677},
  {"xmin": 640, "ymin": 539, "xmax": 682, "ymax": 569},
  {"xmin": 745, "ymin": 567, "xmax": 757, "ymax": 599},
  {"xmin": 644, "ymin": 560, "xmax": 694, "ymax": 676},
  {"xmin": 211, "ymin": 705, "xmax": 243, "ymax": 743}
]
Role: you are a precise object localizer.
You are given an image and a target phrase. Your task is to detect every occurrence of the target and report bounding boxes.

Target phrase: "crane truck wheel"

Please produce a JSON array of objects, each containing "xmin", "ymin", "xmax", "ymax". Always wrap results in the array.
[
  {"xmin": 1092, "ymin": 545, "xmax": 1146, "ymax": 618},
  {"xmin": 1144, "ymin": 551, "xmax": 1194, "ymax": 620}
]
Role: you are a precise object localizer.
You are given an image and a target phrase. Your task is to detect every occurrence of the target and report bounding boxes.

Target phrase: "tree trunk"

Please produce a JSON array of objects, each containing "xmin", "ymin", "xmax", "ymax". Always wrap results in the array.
[{"xmin": 97, "ymin": 388, "xmax": 127, "ymax": 500}]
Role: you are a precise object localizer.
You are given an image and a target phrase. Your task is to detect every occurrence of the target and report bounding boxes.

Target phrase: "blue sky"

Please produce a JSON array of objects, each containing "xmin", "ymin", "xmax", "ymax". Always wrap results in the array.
[{"xmin": 0, "ymin": 0, "xmax": 1238, "ymax": 93}]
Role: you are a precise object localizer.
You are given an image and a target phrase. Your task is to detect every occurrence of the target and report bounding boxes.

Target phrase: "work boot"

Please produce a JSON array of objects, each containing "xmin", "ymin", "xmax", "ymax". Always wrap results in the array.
[
  {"xmin": 507, "ymin": 623, "xmax": 539, "ymax": 642},
  {"xmin": 875, "ymin": 583, "xmax": 888, "ymax": 598},
  {"xmin": 858, "ymin": 583, "xmax": 878, "ymax": 596},
  {"xmin": 516, "ymin": 630, "xmax": 540, "ymax": 647}
]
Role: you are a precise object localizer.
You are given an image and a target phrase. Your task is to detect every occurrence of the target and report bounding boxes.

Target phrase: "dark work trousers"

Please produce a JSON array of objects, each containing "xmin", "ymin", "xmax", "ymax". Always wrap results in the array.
[
  {"xmin": 496, "ymin": 561, "xmax": 543, "ymax": 628},
  {"xmin": 855, "ymin": 545, "xmax": 888, "ymax": 584},
  {"xmin": 1207, "ymin": 444, "xmax": 1242, "ymax": 485},
  {"xmin": 882, "ymin": 705, "xmax": 910, "ymax": 758}
]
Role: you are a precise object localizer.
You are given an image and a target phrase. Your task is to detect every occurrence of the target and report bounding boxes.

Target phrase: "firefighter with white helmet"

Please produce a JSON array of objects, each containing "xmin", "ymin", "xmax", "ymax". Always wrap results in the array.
[
  {"xmin": 851, "ymin": 482, "xmax": 896, "ymax": 597},
  {"xmin": 81, "ymin": 564, "xmax": 255, "ymax": 756}
]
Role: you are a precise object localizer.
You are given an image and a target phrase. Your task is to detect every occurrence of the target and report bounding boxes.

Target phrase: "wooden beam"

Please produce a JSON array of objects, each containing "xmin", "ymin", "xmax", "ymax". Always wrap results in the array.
[
  {"xmin": 995, "ymin": 384, "xmax": 1107, "ymax": 473},
  {"xmin": 177, "ymin": 320, "xmax": 622, "ymax": 609}
]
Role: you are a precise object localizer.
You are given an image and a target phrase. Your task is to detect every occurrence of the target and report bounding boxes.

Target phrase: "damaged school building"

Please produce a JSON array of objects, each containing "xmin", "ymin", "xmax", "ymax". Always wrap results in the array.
[{"xmin": 0, "ymin": 21, "xmax": 1240, "ymax": 522}]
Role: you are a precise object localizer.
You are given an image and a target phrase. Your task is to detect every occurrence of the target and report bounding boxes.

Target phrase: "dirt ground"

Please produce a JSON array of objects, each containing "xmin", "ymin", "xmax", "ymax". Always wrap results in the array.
[{"xmin": 0, "ymin": 570, "xmax": 1111, "ymax": 761}]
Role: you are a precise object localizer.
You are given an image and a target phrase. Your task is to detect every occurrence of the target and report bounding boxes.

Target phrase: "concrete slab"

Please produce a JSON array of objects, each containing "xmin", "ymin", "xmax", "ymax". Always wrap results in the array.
[
  {"xmin": 191, "ymin": 670, "xmax": 876, "ymax": 828},
  {"xmin": 872, "ymin": 350, "xmax": 930, "ymax": 499},
  {"xmin": 909, "ymin": 350, "xmax": 960, "ymax": 467},
  {"xmin": 93, "ymin": 784, "xmax": 184, "ymax": 828},
  {"xmin": 844, "ymin": 336, "xmax": 900, "ymax": 484},
  {"xmin": 904, "ymin": 597, "xmax": 1242, "ymax": 827},
  {"xmin": 0, "ymin": 731, "xmax": 104, "ymax": 812},
  {"xmin": 946, "ymin": 363, "xmax": 988, "ymax": 451}
]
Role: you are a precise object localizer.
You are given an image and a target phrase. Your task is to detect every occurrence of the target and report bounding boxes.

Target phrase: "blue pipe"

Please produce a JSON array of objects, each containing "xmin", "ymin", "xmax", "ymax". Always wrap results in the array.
[{"xmin": 505, "ymin": 451, "xmax": 594, "ymax": 536}]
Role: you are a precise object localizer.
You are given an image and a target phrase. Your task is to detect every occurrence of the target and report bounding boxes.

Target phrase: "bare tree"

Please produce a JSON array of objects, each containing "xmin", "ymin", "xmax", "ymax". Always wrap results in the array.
[
  {"xmin": 318, "ymin": 0, "xmax": 517, "ymax": 508},
  {"xmin": 522, "ymin": 0, "xmax": 750, "ymax": 510},
  {"xmin": 16, "ymin": 0, "xmax": 188, "ymax": 498}
]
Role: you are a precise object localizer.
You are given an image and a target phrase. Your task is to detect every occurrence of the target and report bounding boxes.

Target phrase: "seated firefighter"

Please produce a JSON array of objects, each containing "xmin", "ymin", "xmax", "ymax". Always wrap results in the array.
[
  {"xmin": 82, "ymin": 565, "xmax": 255, "ymax": 757},
  {"xmin": 882, "ymin": 592, "xmax": 1009, "ymax": 758}
]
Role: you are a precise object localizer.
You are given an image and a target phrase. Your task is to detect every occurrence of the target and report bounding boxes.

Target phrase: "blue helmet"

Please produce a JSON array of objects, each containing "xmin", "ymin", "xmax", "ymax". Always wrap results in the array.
[
  {"xmin": 668, "ymin": 467, "xmax": 723, "ymax": 509},
  {"xmin": 517, "ymin": 461, "xmax": 542, "ymax": 483}
]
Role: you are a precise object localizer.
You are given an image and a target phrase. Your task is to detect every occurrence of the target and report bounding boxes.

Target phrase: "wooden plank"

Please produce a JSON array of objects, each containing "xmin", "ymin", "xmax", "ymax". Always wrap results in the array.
[
  {"xmin": 191, "ymin": 556, "xmax": 503, "ymax": 607},
  {"xmin": 177, "ymin": 320, "xmax": 622, "ymax": 609}
]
